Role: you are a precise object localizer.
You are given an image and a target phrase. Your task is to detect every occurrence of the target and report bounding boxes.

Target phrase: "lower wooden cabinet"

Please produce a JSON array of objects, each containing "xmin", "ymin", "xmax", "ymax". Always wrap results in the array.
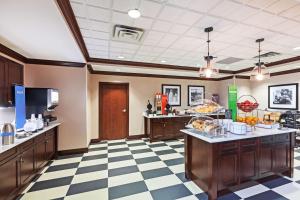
[
  {"xmin": 218, "ymin": 152, "xmax": 239, "ymax": 190},
  {"xmin": 0, "ymin": 127, "xmax": 58, "ymax": 200}
]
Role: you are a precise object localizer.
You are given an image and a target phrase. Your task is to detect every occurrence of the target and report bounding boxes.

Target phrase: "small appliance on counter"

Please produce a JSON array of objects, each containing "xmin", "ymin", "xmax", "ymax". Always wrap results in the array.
[
  {"xmin": 1, "ymin": 123, "xmax": 15, "ymax": 145},
  {"xmin": 25, "ymin": 88, "xmax": 59, "ymax": 122},
  {"xmin": 280, "ymin": 111, "xmax": 300, "ymax": 129}
]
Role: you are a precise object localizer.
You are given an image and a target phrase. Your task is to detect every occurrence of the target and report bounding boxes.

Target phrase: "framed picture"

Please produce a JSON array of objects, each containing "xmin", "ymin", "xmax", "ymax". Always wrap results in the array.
[
  {"xmin": 162, "ymin": 84, "xmax": 181, "ymax": 106},
  {"xmin": 188, "ymin": 85, "xmax": 205, "ymax": 106},
  {"xmin": 268, "ymin": 83, "xmax": 298, "ymax": 110}
]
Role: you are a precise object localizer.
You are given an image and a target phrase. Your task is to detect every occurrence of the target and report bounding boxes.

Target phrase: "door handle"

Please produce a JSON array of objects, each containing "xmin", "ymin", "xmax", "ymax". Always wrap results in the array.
[{"xmin": 122, "ymin": 109, "xmax": 127, "ymax": 113}]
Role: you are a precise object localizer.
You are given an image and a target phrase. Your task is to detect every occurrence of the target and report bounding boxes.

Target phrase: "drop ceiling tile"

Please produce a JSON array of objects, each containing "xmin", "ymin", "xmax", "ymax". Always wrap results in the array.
[
  {"xmin": 88, "ymin": 20, "xmax": 110, "ymax": 32},
  {"xmin": 214, "ymin": 19, "xmax": 235, "ymax": 32},
  {"xmin": 264, "ymin": 0, "xmax": 299, "ymax": 14},
  {"xmin": 86, "ymin": 44, "xmax": 108, "ymax": 51},
  {"xmin": 157, "ymin": 34, "xmax": 179, "ymax": 47},
  {"xmin": 225, "ymin": 4, "xmax": 259, "ymax": 21},
  {"xmin": 112, "ymin": 11, "xmax": 134, "ymax": 26},
  {"xmin": 112, "ymin": 0, "xmax": 139, "ymax": 12},
  {"xmin": 244, "ymin": 11, "xmax": 286, "ymax": 28},
  {"xmin": 81, "ymin": 29, "xmax": 110, "ymax": 40},
  {"xmin": 223, "ymin": 24, "xmax": 262, "ymax": 38},
  {"xmin": 158, "ymin": 5, "xmax": 184, "ymax": 22},
  {"xmin": 71, "ymin": 2, "xmax": 86, "ymax": 18},
  {"xmin": 77, "ymin": 18, "xmax": 90, "ymax": 29},
  {"xmin": 209, "ymin": 1, "xmax": 247, "ymax": 19},
  {"xmin": 140, "ymin": 0, "xmax": 162, "ymax": 18},
  {"xmin": 152, "ymin": 20, "xmax": 172, "ymax": 32},
  {"xmin": 145, "ymin": 30, "xmax": 165, "ymax": 41},
  {"xmin": 270, "ymin": 20, "xmax": 300, "ymax": 33},
  {"xmin": 195, "ymin": 15, "xmax": 220, "ymax": 28},
  {"xmin": 169, "ymin": 24, "xmax": 190, "ymax": 35},
  {"xmin": 110, "ymin": 41, "xmax": 140, "ymax": 49},
  {"xmin": 186, "ymin": 27, "xmax": 205, "ymax": 38},
  {"xmin": 71, "ymin": 0, "xmax": 85, "ymax": 3},
  {"xmin": 84, "ymin": 38, "xmax": 109, "ymax": 46},
  {"xmin": 187, "ymin": 0, "xmax": 222, "ymax": 13},
  {"xmin": 280, "ymin": 4, "xmax": 300, "ymax": 18},
  {"xmin": 87, "ymin": 5, "xmax": 110, "ymax": 21},
  {"xmin": 245, "ymin": 0, "xmax": 278, "ymax": 9},
  {"xmin": 134, "ymin": 17, "xmax": 153, "ymax": 29},
  {"xmin": 168, "ymin": 0, "xmax": 192, "ymax": 8},
  {"xmin": 87, "ymin": 0, "xmax": 110, "ymax": 8},
  {"xmin": 176, "ymin": 11, "xmax": 202, "ymax": 26}
]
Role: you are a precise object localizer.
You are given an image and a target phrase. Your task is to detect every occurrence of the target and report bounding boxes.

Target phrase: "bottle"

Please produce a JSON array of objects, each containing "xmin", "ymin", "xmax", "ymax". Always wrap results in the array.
[{"xmin": 37, "ymin": 114, "xmax": 44, "ymax": 130}]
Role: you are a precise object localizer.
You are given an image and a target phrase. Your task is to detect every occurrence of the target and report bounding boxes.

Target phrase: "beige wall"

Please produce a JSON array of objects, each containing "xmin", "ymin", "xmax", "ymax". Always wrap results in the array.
[
  {"xmin": 24, "ymin": 64, "xmax": 88, "ymax": 151},
  {"xmin": 251, "ymin": 72, "xmax": 300, "ymax": 111},
  {"xmin": 89, "ymin": 74, "xmax": 221, "ymax": 139}
]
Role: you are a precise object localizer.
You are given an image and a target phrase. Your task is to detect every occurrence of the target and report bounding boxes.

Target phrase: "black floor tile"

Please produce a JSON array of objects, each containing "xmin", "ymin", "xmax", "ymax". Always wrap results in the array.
[
  {"xmin": 28, "ymin": 176, "xmax": 73, "ymax": 192},
  {"xmin": 257, "ymin": 175, "xmax": 292, "ymax": 189},
  {"xmin": 109, "ymin": 181, "xmax": 148, "ymax": 199},
  {"xmin": 155, "ymin": 149, "xmax": 177, "ymax": 155},
  {"xmin": 131, "ymin": 148, "xmax": 152, "ymax": 154},
  {"xmin": 108, "ymin": 147, "xmax": 130, "ymax": 153},
  {"xmin": 108, "ymin": 142, "xmax": 127, "ymax": 146},
  {"xmin": 245, "ymin": 190, "xmax": 288, "ymax": 200},
  {"xmin": 195, "ymin": 192, "xmax": 208, "ymax": 200},
  {"xmin": 108, "ymin": 155, "xmax": 133, "ymax": 163},
  {"xmin": 67, "ymin": 179, "xmax": 108, "ymax": 196},
  {"xmin": 128, "ymin": 142, "xmax": 146, "ymax": 147},
  {"xmin": 176, "ymin": 172, "xmax": 190, "ymax": 183},
  {"xmin": 135, "ymin": 156, "xmax": 161, "ymax": 164},
  {"xmin": 89, "ymin": 146, "xmax": 107, "ymax": 152},
  {"xmin": 169, "ymin": 144, "xmax": 184, "ymax": 149},
  {"xmin": 142, "ymin": 167, "xmax": 173, "ymax": 179},
  {"xmin": 82, "ymin": 154, "xmax": 107, "ymax": 161},
  {"xmin": 164, "ymin": 158, "xmax": 183, "ymax": 166},
  {"xmin": 148, "ymin": 143, "xmax": 167, "ymax": 148},
  {"xmin": 150, "ymin": 184, "xmax": 192, "ymax": 200},
  {"xmin": 218, "ymin": 192, "xmax": 241, "ymax": 200},
  {"xmin": 56, "ymin": 154, "xmax": 83, "ymax": 160},
  {"xmin": 76, "ymin": 164, "xmax": 107, "ymax": 175},
  {"xmin": 108, "ymin": 165, "xmax": 139, "ymax": 177},
  {"xmin": 46, "ymin": 163, "xmax": 80, "ymax": 172}
]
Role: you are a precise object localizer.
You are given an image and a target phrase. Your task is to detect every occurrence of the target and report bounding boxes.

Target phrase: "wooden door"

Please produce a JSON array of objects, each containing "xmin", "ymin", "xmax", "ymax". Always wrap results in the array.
[
  {"xmin": 6, "ymin": 60, "xmax": 23, "ymax": 105},
  {"xmin": 45, "ymin": 130, "xmax": 56, "ymax": 160},
  {"xmin": 99, "ymin": 83, "xmax": 129, "ymax": 140},
  {"xmin": 20, "ymin": 147, "xmax": 35, "ymax": 186},
  {"xmin": 0, "ymin": 58, "xmax": 6, "ymax": 106}
]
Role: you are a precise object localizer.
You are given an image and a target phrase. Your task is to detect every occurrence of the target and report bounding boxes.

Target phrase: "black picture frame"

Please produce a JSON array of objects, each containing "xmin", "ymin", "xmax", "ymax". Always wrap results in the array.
[
  {"xmin": 268, "ymin": 83, "xmax": 298, "ymax": 110},
  {"xmin": 161, "ymin": 84, "xmax": 181, "ymax": 106},
  {"xmin": 188, "ymin": 85, "xmax": 205, "ymax": 106}
]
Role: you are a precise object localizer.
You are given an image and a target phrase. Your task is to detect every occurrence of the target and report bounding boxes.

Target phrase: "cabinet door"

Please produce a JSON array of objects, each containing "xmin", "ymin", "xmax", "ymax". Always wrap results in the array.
[
  {"xmin": 273, "ymin": 142, "xmax": 290, "ymax": 172},
  {"xmin": 0, "ymin": 60, "xmax": 6, "ymax": 106},
  {"xmin": 35, "ymin": 139, "xmax": 47, "ymax": 170},
  {"xmin": 0, "ymin": 156, "xmax": 19, "ymax": 200},
  {"xmin": 152, "ymin": 121, "xmax": 165, "ymax": 139},
  {"xmin": 240, "ymin": 139, "xmax": 257, "ymax": 182},
  {"xmin": 20, "ymin": 146, "xmax": 35, "ymax": 186},
  {"xmin": 218, "ymin": 152, "xmax": 239, "ymax": 190},
  {"xmin": 6, "ymin": 61, "xmax": 23, "ymax": 105},
  {"xmin": 45, "ymin": 131, "xmax": 56, "ymax": 160}
]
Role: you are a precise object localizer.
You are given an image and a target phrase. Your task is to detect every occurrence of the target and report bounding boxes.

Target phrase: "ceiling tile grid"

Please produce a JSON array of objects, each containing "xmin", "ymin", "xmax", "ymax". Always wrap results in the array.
[{"xmin": 70, "ymin": 0, "xmax": 300, "ymax": 72}]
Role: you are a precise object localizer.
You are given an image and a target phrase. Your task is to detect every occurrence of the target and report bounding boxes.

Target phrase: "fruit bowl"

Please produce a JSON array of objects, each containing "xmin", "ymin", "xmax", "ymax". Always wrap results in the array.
[{"xmin": 237, "ymin": 95, "xmax": 259, "ymax": 113}]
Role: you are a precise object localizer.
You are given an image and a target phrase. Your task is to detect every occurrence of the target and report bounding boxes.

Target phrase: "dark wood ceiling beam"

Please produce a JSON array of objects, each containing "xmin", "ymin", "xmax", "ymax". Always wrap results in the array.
[
  {"xmin": 56, "ymin": 0, "xmax": 89, "ymax": 61},
  {"xmin": 270, "ymin": 68, "xmax": 300, "ymax": 77},
  {"xmin": 27, "ymin": 58, "xmax": 86, "ymax": 67},
  {"xmin": 0, "ymin": 43, "xmax": 27, "ymax": 63}
]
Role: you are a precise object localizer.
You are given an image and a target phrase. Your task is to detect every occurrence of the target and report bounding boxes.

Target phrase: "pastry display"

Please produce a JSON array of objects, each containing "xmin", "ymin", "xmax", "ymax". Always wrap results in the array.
[
  {"xmin": 189, "ymin": 99, "xmax": 223, "ymax": 114},
  {"xmin": 191, "ymin": 119, "xmax": 220, "ymax": 132}
]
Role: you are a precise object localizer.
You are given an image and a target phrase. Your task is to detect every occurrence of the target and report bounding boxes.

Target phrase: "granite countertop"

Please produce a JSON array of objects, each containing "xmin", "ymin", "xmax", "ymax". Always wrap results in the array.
[
  {"xmin": 181, "ymin": 127, "xmax": 297, "ymax": 143},
  {"xmin": 0, "ymin": 122, "xmax": 61, "ymax": 154},
  {"xmin": 143, "ymin": 112, "xmax": 225, "ymax": 119}
]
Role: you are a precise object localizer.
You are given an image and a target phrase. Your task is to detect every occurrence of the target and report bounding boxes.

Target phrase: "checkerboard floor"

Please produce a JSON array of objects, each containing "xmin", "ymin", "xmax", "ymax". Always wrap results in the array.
[{"xmin": 18, "ymin": 138, "xmax": 300, "ymax": 200}]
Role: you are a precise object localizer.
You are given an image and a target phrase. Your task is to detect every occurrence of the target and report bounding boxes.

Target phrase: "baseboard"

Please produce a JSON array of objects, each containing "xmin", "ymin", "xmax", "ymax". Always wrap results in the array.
[
  {"xmin": 127, "ymin": 134, "xmax": 146, "ymax": 140},
  {"xmin": 90, "ymin": 138, "xmax": 102, "ymax": 144},
  {"xmin": 58, "ymin": 147, "xmax": 88, "ymax": 156}
]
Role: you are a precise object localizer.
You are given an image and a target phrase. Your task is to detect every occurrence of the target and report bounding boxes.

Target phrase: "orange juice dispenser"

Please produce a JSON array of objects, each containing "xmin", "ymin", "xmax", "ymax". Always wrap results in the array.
[{"xmin": 161, "ymin": 95, "xmax": 168, "ymax": 115}]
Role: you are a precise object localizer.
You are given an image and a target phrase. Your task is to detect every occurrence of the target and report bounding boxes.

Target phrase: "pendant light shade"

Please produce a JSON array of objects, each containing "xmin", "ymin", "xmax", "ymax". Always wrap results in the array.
[
  {"xmin": 250, "ymin": 38, "xmax": 270, "ymax": 81},
  {"xmin": 199, "ymin": 27, "xmax": 218, "ymax": 78}
]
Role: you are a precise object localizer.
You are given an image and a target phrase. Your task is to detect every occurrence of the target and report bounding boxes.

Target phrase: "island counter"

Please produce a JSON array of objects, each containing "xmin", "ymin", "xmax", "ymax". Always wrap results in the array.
[{"xmin": 182, "ymin": 128, "xmax": 296, "ymax": 200}]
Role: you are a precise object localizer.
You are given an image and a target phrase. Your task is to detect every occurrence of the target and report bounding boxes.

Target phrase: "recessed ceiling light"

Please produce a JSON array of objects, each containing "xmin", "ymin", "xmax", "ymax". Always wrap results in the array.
[
  {"xmin": 118, "ymin": 56, "xmax": 125, "ymax": 59},
  {"xmin": 293, "ymin": 46, "xmax": 300, "ymax": 51},
  {"xmin": 161, "ymin": 60, "xmax": 166, "ymax": 63},
  {"xmin": 128, "ymin": 9, "xmax": 141, "ymax": 19}
]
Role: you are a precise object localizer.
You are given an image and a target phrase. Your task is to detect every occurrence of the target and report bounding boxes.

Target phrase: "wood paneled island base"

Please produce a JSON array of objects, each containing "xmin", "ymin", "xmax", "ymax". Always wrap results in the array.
[{"xmin": 183, "ymin": 130, "xmax": 295, "ymax": 200}]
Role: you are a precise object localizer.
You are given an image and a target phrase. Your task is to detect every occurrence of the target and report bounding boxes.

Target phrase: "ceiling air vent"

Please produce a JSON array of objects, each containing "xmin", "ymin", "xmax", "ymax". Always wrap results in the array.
[
  {"xmin": 216, "ymin": 57, "xmax": 244, "ymax": 64},
  {"xmin": 253, "ymin": 51, "xmax": 281, "ymax": 58},
  {"xmin": 113, "ymin": 25, "xmax": 144, "ymax": 43}
]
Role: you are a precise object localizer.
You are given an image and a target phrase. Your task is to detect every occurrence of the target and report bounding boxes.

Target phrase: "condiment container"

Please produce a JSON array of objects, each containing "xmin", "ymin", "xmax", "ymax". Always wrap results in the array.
[{"xmin": 1, "ymin": 123, "xmax": 15, "ymax": 145}]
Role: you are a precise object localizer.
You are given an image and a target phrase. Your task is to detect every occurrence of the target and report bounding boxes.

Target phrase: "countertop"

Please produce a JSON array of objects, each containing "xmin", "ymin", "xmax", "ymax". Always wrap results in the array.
[
  {"xmin": 181, "ymin": 127, "xmax": 297, "ymax": 143},
  {"xmin": 0, "ymin": 122, "xmax": 61, "ymax": 154},
  {"xmin": 143, "ymin": 112, "xmax": 225, "ymax": 119}
]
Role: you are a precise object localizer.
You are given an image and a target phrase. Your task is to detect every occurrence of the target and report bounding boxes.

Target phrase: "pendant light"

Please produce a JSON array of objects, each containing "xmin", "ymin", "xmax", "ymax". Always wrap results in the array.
[
  {"xmin": 199, "ymin": 27, "xmax": 218, "ymax": 78},
  {"xmin": 250, "ymin": 38, "xmax": 270, "ymax": 81}
]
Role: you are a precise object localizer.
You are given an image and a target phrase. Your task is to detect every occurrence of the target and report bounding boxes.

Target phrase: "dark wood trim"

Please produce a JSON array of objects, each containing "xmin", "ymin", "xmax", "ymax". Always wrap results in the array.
[
  {"xmin": 58, "ymin": 147, "xmax": 88, "ymax": 156},
  {"xmin": 99, "ymin": 82, "xmax": 130, "ymax": 140},
  {"xmin": 0, "ymin": 43, "xmax": 27, "ymax": 63},
  {"xmin": 266, "ymin": 56, "xmax": 300, "ymax": 67},
  {"xmin": 87, "ymin": 64, "xmax": 93, "ymax": 73},
  {"xmin": 127, "ymin": 134, "xmax": 146, "ymax": 140},
  {"xmin": 90, "ymin": 138, "xmax": 102, "ymax": 144},
  {"xmin": 56, "ymin": 0, "xmax": 89, "ymax": 60},
  {"xmin": 88, "ymin": 57, "xmax": 235, "ymax": 74},
  {"xmin": 270, "ymin": 68, "xmax": 300, "ymax": 77},
  {"xmin": 27, "ymin": 58, "xmax": 86, "ymax": 68}
]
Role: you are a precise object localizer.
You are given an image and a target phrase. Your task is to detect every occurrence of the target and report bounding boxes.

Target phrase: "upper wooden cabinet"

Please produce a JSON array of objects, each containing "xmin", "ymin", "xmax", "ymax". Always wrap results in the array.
[{"xmin": 0, "ymin": 56, "xmax": 24, "ymax": 106}]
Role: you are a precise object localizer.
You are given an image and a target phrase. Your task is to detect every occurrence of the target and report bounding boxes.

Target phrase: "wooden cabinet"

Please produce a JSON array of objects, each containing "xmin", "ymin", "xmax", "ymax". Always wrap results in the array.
[
  {"xmin": 0, "ymin": 56, "xmax": 23, "ymax": 106},
  {"xmin": 273, "ymin": 142, "xmax": 290, "ymax": 172},
  {"xmin": 145, "ymin": 116, "xmax": 192, "ymax": 142},
  {"xmin": 0, "ymin": 127, "xmax": 58, "ymax": 200},
  {"xmin": 259, "ymin": 136, "xmax": 273, "ymax": 176},
  {"xmin": 240, "ymin": 139, "xmax": 257, "ymax": 182}
]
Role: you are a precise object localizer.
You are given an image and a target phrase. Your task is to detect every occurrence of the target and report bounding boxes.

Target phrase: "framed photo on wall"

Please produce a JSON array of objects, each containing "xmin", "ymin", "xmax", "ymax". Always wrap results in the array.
[
  {"xmin": 268, "ymin": 83, "xmax": 298, "ymax": 110},
  {"xmin": 188, "ymin": 85, "xmax": 205, "ymax": 106},
  {"xmin": 162, "ymin": 84, "xmax": 181, "ymax": 106}
]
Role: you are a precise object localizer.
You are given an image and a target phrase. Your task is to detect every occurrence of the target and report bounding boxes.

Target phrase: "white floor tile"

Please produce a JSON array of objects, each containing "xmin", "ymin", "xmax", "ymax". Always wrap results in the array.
[
  {"xmin": 78, "ymin": 158, "xmax": 108, "ymax": 168},
  {"xmin": 108, "ymin": 172, "xmax": 143, "ymax": 187},
  {"xmin": 129, "ymin": 145, "xmax": 149, "ymax": 150},
  {"xmin": 72, "ymin": 170, "xmax": 108, "ymax": 184},
  {"xmin": 169, "ymin": 164, "xmax": 184, "ymax": 174},
  {"xmin": 159, "ymin": 153, "xmax": 183, "ymax": 161},
  {"xmin": 108, "ymin": 144, "xmax": 128, "ymax": 150},
  {"xmin": 108, "ymin": 159, "xmax": 136, "ymax": 169},
  {"xmin": 108, "ymin": 151, "xmax": 131, "ymax": 158},
  {"xmin": 115, "ymin": 191, "xmax": 153, "ymax": 200},
  {"xmin": 21, "ymin": 186, "xmax": 69, "ymax": 200},
  {"xmin": 64, "ymin": 188, "xmax": 108, "ymax": 200},
  {"xmin": 51, "ymin": 157, "xmax": 82, "ymax": 166},
  {"xmin": 137, "ymin": 161, "xmax": 167, "ymax": 171},
  {"xmin": 84, "ymin": 150, "xmax": 107, "ymax": 156},
  {"xmin": 145, "ymin": 174, "xmax": 182, "ymax": 191},
  {"xmin": 132, "ymin": 152, "xmax": 157, "ymax": 159},
  {"xmin": 151, "ymin": 146, "xmax": 172, "ymax": 151},
  {"xmin": 235, "ymin": 184, "xmax": 270, "ymax": 198},
  {"xmin": 272, "ymin": 182, "xmax": 300, "ymax": 197},
  {"xmin": 184, "ymin": 181, "xmax": 203, "ymax": 194},
  {"xmin": 37, "ymin": 169, "xmax": 77, "ymax": 182}
]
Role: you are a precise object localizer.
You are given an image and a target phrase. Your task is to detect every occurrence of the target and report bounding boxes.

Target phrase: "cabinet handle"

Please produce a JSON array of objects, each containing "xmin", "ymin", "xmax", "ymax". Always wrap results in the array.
[
  {"xmin": 20, "ymin": 157, "xmax": 24, "ymax": 163},
  {"xmin": 45, "ymin": 140, "xmax": 49, "ymax": 144},
  {"xmin": 8, "ymin": 100, "xmax": 12, "ymax": 104},
  {"xmin": 163, "ymin": 123, "xmax": 166, "ymax": 128}
]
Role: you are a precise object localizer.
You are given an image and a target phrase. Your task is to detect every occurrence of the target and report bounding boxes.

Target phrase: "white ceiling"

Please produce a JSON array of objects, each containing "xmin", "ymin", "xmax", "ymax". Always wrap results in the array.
[
  {"xmin": 71, "ymin": 0, "xmax": 300, "ymax": 71},
  {"xmin": 0, "ymin": 0, "xmax": 85, "ymax": 62}
]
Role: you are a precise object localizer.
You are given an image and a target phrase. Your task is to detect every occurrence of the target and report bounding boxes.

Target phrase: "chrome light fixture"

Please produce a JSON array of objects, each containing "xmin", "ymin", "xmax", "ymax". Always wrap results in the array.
[
  {"xmin": 199, "ymin": 27, "xmax": 218, "ymax": 78},
  {"xmin": 250, "ymin": 38, "xmax": 270, "ymax": 81}
]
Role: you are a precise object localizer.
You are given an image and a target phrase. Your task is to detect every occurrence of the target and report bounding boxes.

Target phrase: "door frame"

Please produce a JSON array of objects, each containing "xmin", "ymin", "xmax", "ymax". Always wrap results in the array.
[{"xmin": 98, "ymin": 82, "xmax": 129, "ymax": 140}]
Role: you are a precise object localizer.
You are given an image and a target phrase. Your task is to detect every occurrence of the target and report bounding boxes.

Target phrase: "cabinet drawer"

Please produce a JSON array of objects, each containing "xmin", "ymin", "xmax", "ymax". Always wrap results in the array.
[
  {"xmin": 219, "ymin": 141, "xmax": 238, "ymax": 154},
  {"xmin": 274, "ymin": 133, "xmax": 290, "ymax": 143},
  {"xmin": 260, "ymin": 136, "xmax": 273, "ymax": 144},
  {"xmin": 0, "ymin": 148, "xmax": 18, "ymax": 164},
  {"xmin": 241, "ymin": 139, "xmax": 257, "ymax": 147},
  {"xmin": 152, "ymin": 118, "xmax": 165, "ymax": 123},
  {"xmin": 19, "ymin": 139, "xmax": 34, "ymax": 151}
]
